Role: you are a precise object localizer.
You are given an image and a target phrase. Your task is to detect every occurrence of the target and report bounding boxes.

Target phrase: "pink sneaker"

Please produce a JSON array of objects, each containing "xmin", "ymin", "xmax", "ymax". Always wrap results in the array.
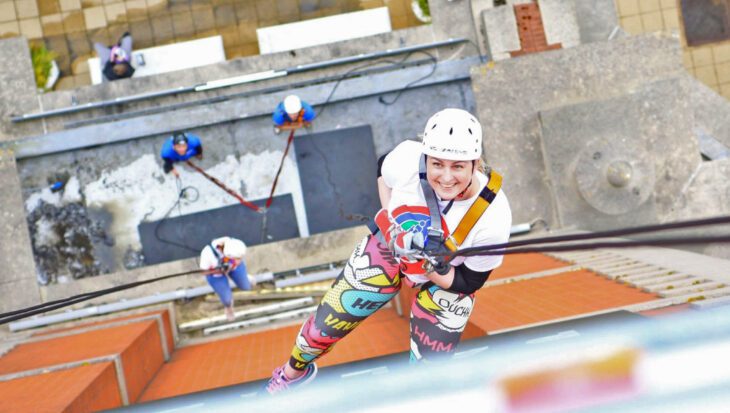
[{"xmin": 266, "ymin": 363, "xmax": 317, "ymax": 395}]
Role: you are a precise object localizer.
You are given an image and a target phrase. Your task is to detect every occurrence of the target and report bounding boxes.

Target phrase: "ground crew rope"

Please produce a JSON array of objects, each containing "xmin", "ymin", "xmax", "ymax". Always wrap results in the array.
[
  {"xmin": 2, "ymin": 215, "xmax": 730, "ymax": 326},
  {"xmin": 184, "ymin": 130, "xmax": 296, "ymax": 213},
  {"xmin": 185, "ymin": 160, "xmax": 261, "ymax": 212},
  {"xmin": 167, "ymin": 51, "xmax": 438, "ymax": 222},
  {"xmin": 267, "ymin": 130, "xmax": 296, "ymax": 208}
]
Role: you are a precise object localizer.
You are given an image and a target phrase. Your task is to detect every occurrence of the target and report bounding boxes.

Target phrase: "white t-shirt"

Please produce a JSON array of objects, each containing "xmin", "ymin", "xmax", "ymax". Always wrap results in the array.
[
  {"xmin": 199, "ymin": 236, "xmax": 242, "ymax": 273},
  {"xmin": 382, "ymin": 140, "xmax": 512, "ymax": 280}
]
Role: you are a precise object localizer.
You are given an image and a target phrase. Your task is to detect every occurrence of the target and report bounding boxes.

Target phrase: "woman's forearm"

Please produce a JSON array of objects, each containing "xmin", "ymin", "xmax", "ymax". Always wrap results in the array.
[
  {"xmin": 424, "ymin": 265, "xmax": 455, "ymax": 289},
  {"xmin": 377, "ymin": 177, "xmax": 392, "ymax": 209}
]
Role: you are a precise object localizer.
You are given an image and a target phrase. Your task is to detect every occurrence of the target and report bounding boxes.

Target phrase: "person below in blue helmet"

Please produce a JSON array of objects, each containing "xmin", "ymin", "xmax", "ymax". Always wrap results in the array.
[
  {"xmin": 272, "ymin": 95, "xmax": 316, "ymax": 134},
  {"xmin": 160, "ymin": 132, "xmax": 203, "ymax": 178}
]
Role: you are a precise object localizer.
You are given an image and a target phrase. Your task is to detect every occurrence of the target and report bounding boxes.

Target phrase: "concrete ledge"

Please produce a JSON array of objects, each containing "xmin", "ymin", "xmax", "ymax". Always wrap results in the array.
[
  {"xmin": 0, "ymin": 360, "xmax": 125, "ymax": 410},
  {"xmin": 0, "ymin": 355, "xmax": 129, "ymax": 406},
  {"xmin": 0, "ymin": 147, "xmax": 40, "ymax": 313},
  {"xmin": 40, "ymin": 225, "xmax": 368, "ymax": 305},
  {"xmin": 482, "ymin": 5, "xmax": 520, "ymax": 61}
]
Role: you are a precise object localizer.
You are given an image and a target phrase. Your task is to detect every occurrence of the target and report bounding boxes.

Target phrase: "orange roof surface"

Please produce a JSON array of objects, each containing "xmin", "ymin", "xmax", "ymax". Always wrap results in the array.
[
  {"xmin": 0, "ymin": 321, "xmax": 157, "ymax": 375},
  {"xmin": 0, "ymin": 254, "xmax": 664, "ymax": 408},
  {"xmin": 470, "ymin": 270, "xmax": 658, "ymax": 332},
  {"xmin": 140, "ymin": 257, "xmax": 659, "ymax": 401},
  {"xmin": 30, "ymin": 309, "xmax": 175, "ymax": 357},
  {"xmin": 0, "ymin": 362, "xmax": 121, "ymax": 413},
  {"xmin": 490, "ymin": 253, "xmax": 570, "ymax": 280},
  {"xmin": 139, "ymin": 307, "xmax": 410, "ymax": 401}
]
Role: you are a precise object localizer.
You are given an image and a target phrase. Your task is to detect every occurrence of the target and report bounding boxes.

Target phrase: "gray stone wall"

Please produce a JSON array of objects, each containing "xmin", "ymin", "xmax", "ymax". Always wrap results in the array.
[
  {"xmin": 471, "ymin": 34, "xmax": 684, "ymax": 225},
  {"xmin": 0, "ymin": 148, "xmax": 40, "ymax": 313},
  {"xmin": 0, "ymin": 38, "xmax": 43, "ymax": 142}
]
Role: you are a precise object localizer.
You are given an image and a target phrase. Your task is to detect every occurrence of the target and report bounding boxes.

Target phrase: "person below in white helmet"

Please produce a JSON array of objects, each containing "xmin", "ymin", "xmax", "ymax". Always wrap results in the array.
[
  {"xmin": 272, "ymin": 94, "xmax": 316, "ymax": 134},
  {"xmin": 199, "ymin": 236, "xmax": 256, "ymax": 321},
  {"xmin": 265, "ymin": 108, "xmax": 512, "ymax": 394}
]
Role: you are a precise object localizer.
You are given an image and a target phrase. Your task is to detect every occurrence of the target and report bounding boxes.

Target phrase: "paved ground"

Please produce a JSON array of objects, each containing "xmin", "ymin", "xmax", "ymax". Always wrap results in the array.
[
  {"xmin": 1, "ymin": 0, "xmax": 728, "ymax": 97},
  {"xmin": 0, "ymin": 0, "xmax": 424, "ymax": 90},
  {"xmin": 615, "ymin": 0, "xmax": 730, "ymax": 100}
]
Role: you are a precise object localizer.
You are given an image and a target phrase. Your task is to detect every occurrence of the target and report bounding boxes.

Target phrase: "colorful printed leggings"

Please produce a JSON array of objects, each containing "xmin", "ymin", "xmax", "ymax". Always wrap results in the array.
[{"xmin": 288, "ymin": 235, "xmax": 476, "ymax": 371}]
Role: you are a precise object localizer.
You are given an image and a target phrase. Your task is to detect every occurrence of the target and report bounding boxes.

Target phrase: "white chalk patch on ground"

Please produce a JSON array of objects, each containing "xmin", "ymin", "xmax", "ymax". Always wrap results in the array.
[
  {"xmin": 35, "ymin": 217, "xmax": 60, "ymax": 246},
  {"xmin": 25, "ymin": 177, "xmax": 84, "ymax": 213},
  {"xmin": 61, "ymin": 177, "xmax": 83, "ymax": 204},
  {"xmin": 25, "ymin": 187, "xmax": 61, "ymax": 212},
  {"xmin": 83, "ymin": 151, "xmax": 305, "ymax": 252}
]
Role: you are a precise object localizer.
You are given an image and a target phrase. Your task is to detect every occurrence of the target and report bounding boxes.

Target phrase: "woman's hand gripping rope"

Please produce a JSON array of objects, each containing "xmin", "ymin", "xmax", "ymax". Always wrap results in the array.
[
  {"xmin": 388, "ymin": 222, "xmax": 452, "ymax": 276},
  {"xmin": 373, "ymin": 208, "xmax": 452, "ymax": 277}
]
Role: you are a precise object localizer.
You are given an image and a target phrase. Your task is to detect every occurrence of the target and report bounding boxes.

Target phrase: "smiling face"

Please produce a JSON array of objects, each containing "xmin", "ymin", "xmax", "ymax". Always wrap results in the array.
[{"xmin": 426, "ymin": 156, "xmax": 476, "ymax": 200}]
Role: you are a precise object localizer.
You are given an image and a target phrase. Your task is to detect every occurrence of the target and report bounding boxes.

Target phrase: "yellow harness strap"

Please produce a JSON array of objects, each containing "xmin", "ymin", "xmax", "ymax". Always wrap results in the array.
[{"xmin": 443, "ymin": 170, "xmax": 503, "ymax": 252}]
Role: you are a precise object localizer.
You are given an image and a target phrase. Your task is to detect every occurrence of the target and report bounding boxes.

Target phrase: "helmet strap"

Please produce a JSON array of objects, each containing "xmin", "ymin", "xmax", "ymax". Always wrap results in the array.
[
  {"xmin": 457, "ymin": 160, "xmax": 477, "ymax": 198},
  {"xmin": 457, "ymin": 178, "xmax": 472, "ymax": 199}
]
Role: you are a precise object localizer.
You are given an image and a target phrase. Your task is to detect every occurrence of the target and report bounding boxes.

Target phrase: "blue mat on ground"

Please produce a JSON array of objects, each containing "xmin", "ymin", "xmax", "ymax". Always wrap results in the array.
[{"xmin": 138, "ymin": 194, "xmax": 299, "ymax": 265}]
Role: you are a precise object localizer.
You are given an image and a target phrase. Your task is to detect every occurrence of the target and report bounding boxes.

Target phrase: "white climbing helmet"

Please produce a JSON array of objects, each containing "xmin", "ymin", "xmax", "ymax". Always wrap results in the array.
[
  {"xmin": 422, "ymin": 108, "xmax": 482, "ymax": 161},
  {"xmin": 223, "ymin": 239, "xmax": 247, "ymax": 259},
  {"xmin": 283, "ymin": 95, "xmax": 302, "ymax": 114},
  {"xmin": 211, "ymin": 237, "xmax": 246, "ymax": 259}
]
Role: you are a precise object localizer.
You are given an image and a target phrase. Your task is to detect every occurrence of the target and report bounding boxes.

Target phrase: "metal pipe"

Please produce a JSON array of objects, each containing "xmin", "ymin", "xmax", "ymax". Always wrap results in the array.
[
  {"xmin": 275, "ymin": 268, "xmax": 342, "ymax": 288},
  {"xmin": 510, "ymin": 223, "xmax": 533, "ymax": 236},
  {"xmin": 284, "ymin": 38, "xmax": 467, "ymax": 74},
  {"xmin": 180, "ymin": 297, "xmax": 315, "ymax": 332},
  {"xmin": 64, "ymin": 58, "xmax": 433, "ymax": 129},
  {"xmin": 8, "ymin": 271, "xmax": 273, "ymax": 332},
  {"xmin": 203, "ymin": 305, "xmax": 318, "ymax": 335},
  {"xmin": 11, "ymin": 86, "xmax": 198, "ymax": 122},
  {"xmin": 11, "ymin": 38, "xmax": 467, "ymax": 123}
]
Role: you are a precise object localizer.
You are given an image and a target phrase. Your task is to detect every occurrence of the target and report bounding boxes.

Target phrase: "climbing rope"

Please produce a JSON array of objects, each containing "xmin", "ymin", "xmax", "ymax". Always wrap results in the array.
[{"xmin": 3, "ymin": 214, "xmax": 730, "ymax": 325}]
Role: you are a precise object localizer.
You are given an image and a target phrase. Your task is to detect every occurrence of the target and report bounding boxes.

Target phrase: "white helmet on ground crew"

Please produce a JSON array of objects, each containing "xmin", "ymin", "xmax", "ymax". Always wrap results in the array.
[
  {"xmin": 223, "ymin": 238, "xmax": 247, "ymax": 259},
  {"xmin": 211, "ymin": 237, "xmax": 246, "ymax": 259},
  {"xmin": 422, "ymin": 108, "xmax": 482, "ymax": 161},
  {"xmin": 283, "ymin": 95, "xmax": 302, "ymax": 114}
]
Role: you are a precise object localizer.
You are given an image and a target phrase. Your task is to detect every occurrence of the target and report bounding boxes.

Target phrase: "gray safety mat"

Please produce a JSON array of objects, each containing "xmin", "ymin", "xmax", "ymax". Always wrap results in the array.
[
  {"xmin": 138, "ymin": 194, "xmax": 299, "ymax": 265},
  {"xmin": 294, "ymin": 125, "xmax": 380, "ymax": 234}
]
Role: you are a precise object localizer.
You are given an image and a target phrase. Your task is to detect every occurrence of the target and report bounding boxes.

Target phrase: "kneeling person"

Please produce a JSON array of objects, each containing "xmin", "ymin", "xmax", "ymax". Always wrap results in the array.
[{"xmin": 200, "ymin": 237, "xmax": 254, "ymax": 321}]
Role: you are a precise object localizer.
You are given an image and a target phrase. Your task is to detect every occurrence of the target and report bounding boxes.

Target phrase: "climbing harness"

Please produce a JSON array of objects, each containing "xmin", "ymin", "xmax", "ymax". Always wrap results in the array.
[
  {"xmin": 185, "ymin": 160, "xmax": 261, "ymax": 212},
  {"xmin": 369, "ymin": 154, "xmax": 503, "ymax": 271}
]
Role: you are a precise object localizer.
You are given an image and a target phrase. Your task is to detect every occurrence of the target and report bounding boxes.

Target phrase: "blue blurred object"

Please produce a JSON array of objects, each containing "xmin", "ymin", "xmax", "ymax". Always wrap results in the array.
[{"xmin": 50, "ymin": 181, "xmax": 65, "ymax": 193}]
